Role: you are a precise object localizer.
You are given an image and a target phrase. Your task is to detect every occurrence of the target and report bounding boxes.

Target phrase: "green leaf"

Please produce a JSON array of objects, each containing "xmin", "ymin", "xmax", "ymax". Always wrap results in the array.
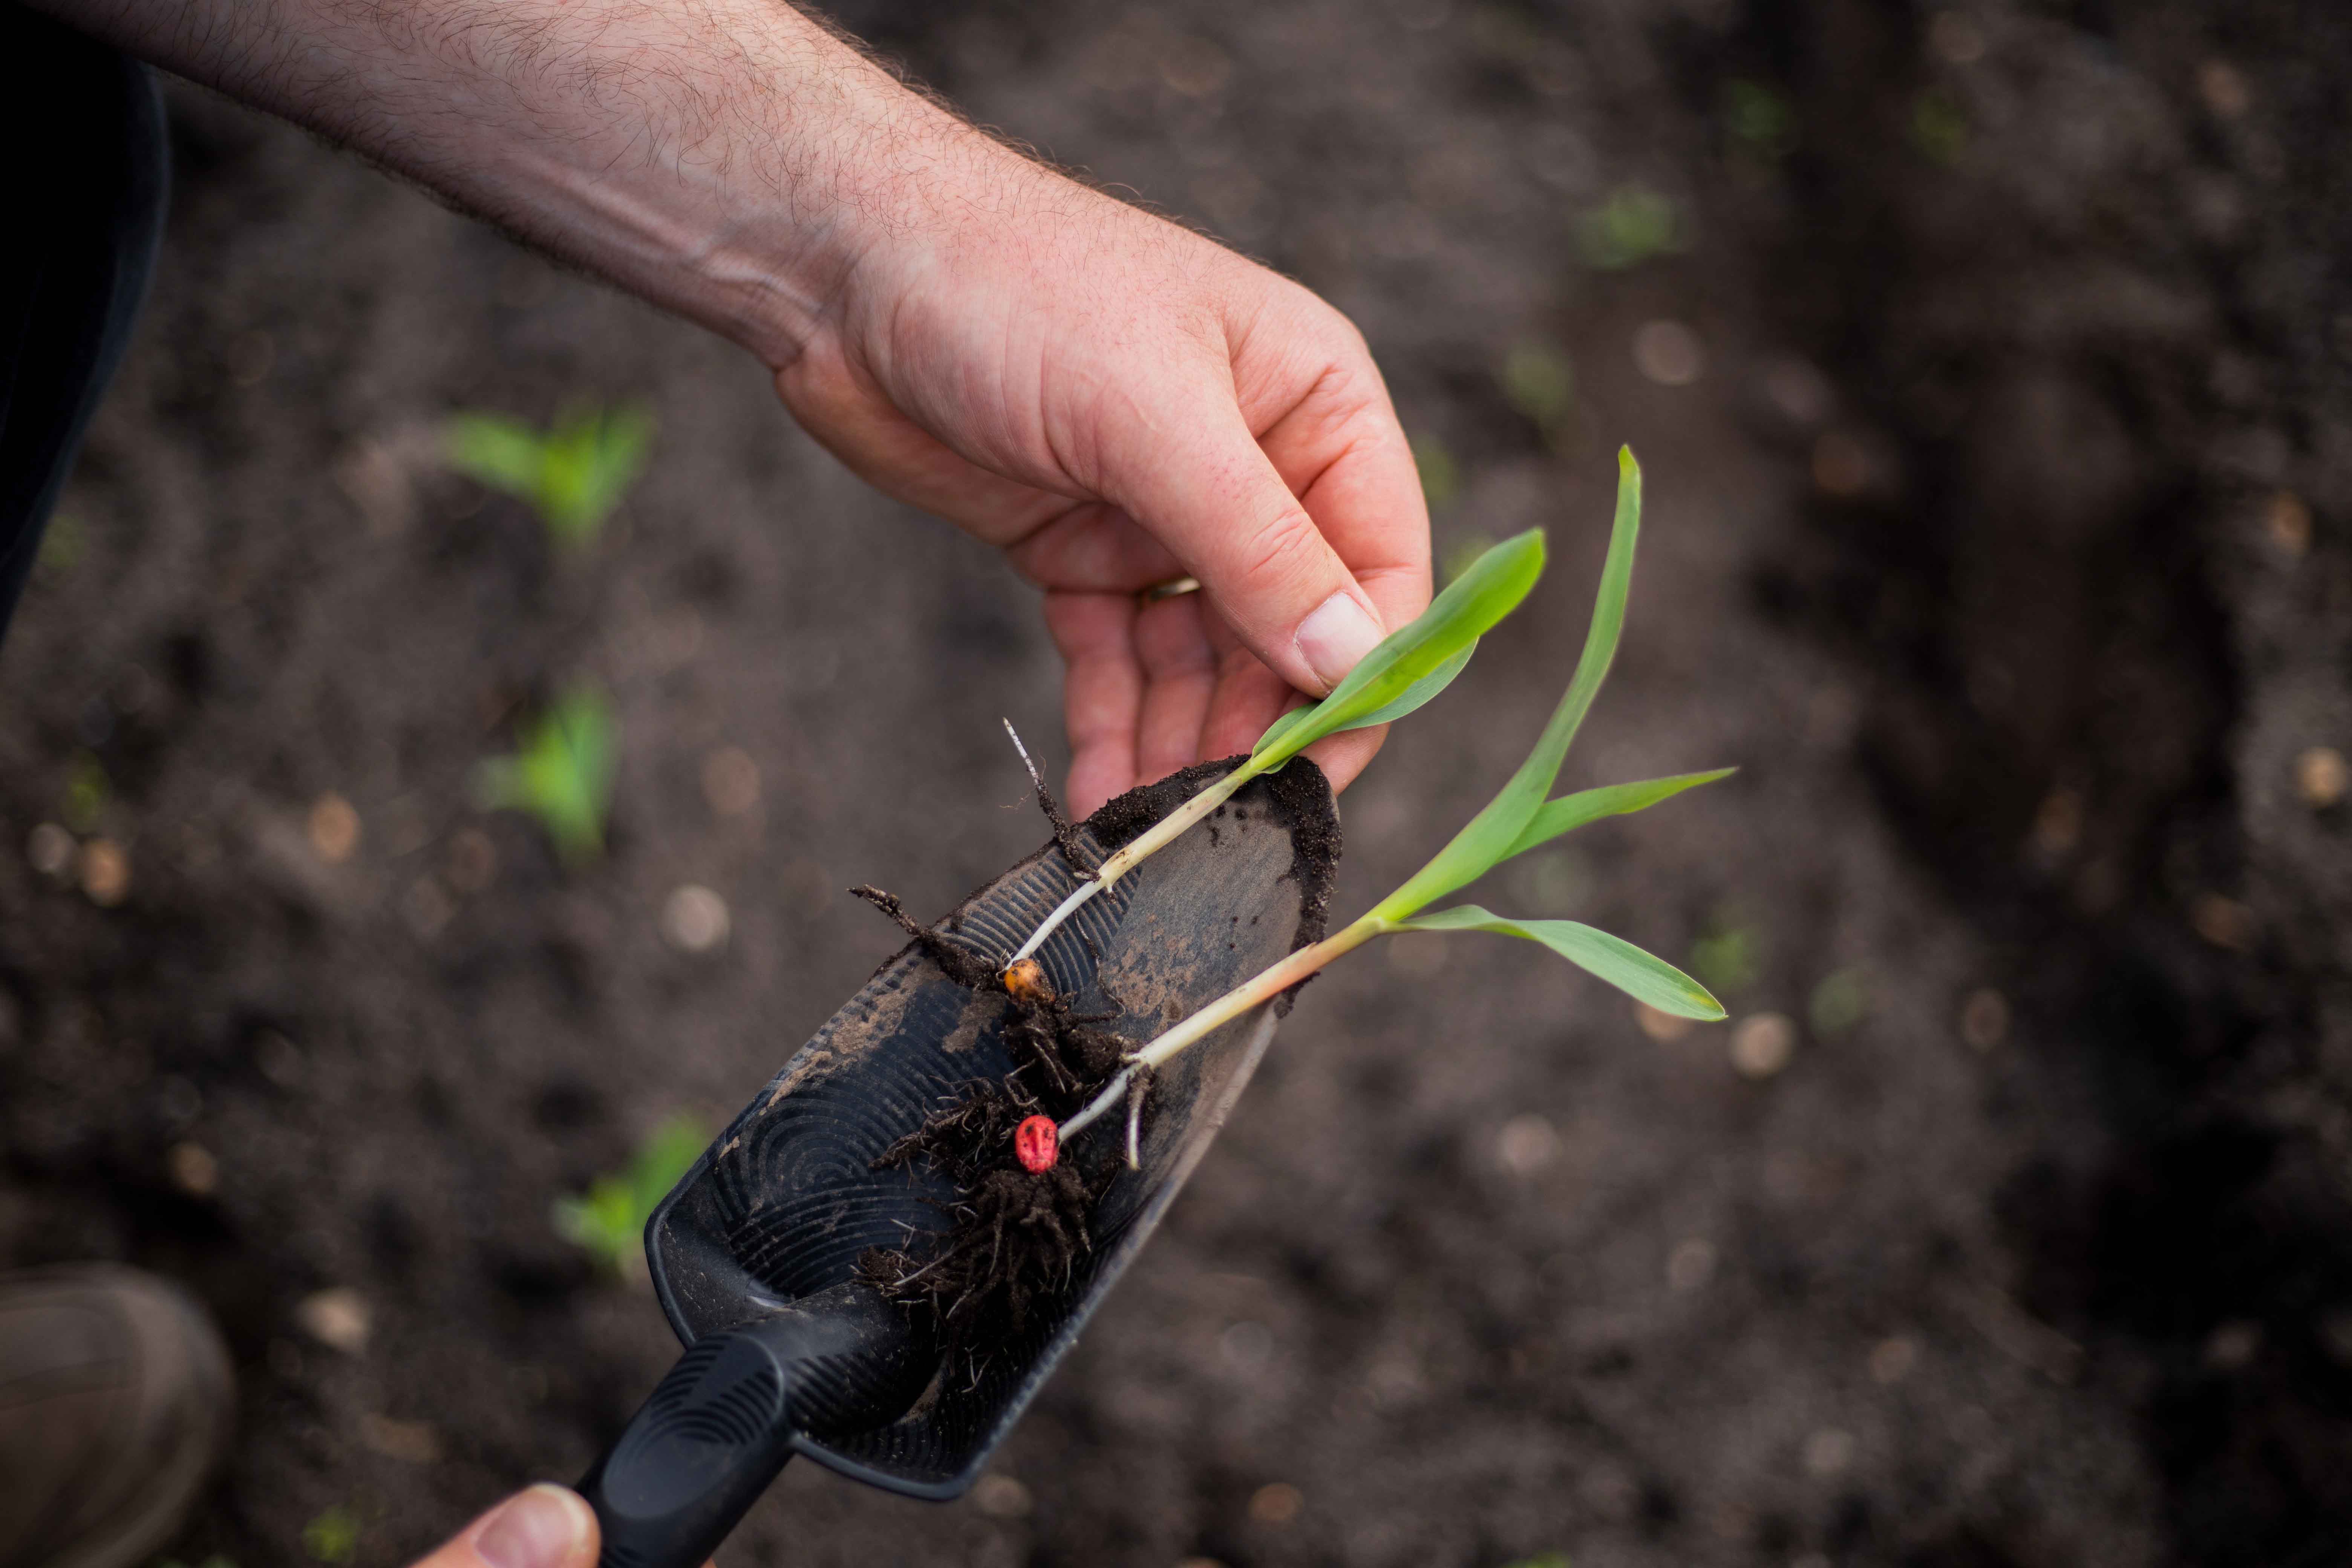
[
  {"xmin": 1395, "ymin": 904, "xmax": 1725, "ymax": 1020},
  {"xmin": 1577, "ymin": 185, "xmax": 1683, "ymax": 271},
  {"xmin": 444, "ymin": 413, "xmax": 546, "ymax": 497},
  {"xmin": 1374, "ymin": 448, "xmax": 1643, "ymax": 920},
  {"xmin": 1411, "ymin": 431, "xmax": 1461, "ymax": 513},
  {"xmin": 552, "ymin": 1113, "xmax": 707, "ymax": 1276},
  {"xmin": 1249, "ymin": 530, "xmax": 1545, "ymax": 771},
  {"xmin": 443, "ymin": 405, "xmax": 654, "ymax": 547},
  {"xmin": 475, "ymin": 687, "xmax": 616, "ymax": 865},
  {"xmin": 1352, "ymin": 639, "xmax": 1478, "ymax": 728},
  {"xmin": 540, "ymin": 406, "xmax": 655, "ymax": 545},
  {"xmin": 1502, "ymin": 768, "xmax": 1735, "ymax": 861},
  {"xmin": 302, "ymin": 1508, "xmax": 360, "ymax": 1566},
  {"xmin": 1500, "ymin": 342, "xmax": 1576, "ymax": 437}
]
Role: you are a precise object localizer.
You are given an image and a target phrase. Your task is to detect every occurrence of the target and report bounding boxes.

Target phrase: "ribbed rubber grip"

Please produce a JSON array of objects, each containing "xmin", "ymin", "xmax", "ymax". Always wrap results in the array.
[{"xmin": 577, "ymin": 1282, "xmax": 923, "ymax": 1568}]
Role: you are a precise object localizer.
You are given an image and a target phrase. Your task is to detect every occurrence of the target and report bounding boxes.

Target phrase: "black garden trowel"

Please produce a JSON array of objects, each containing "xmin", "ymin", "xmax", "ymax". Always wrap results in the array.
[{"xmin": 576, "ymin": 758, "xmax": 1339, "ymax": 1568}]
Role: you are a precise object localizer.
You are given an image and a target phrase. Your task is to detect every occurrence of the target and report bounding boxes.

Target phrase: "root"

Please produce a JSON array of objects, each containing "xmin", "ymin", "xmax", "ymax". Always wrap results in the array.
[
  {"xmin": 849, "ymin": 885, "xmax": 999, "ymax": 989},
  {"xmin": 1003, "ymin": 718, "xmax": 1097, "ymax": 876}
]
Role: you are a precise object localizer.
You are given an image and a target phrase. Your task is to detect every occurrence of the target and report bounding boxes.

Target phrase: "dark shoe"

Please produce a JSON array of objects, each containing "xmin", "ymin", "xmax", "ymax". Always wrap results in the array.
[{"xmin": 0, "ymin": 1266, "xmax": 233, "ymax": 1568}]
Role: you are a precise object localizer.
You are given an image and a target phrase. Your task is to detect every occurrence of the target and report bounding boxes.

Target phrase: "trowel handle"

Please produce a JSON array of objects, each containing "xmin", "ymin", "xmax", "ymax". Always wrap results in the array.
[{"xmin": 577, "ymin": 1329, "xmax": 801, "ymax": 1568}]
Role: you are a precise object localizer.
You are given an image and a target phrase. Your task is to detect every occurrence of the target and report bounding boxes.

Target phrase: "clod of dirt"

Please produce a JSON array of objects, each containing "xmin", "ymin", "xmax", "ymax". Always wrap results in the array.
[
  {"xmin": 1086, "ymin": 756, "xmax": 1341, "ymax": 1011},
  {"xmin": 863, "ymin": 1075, "xmax": 1124, "ymax": 1348}
]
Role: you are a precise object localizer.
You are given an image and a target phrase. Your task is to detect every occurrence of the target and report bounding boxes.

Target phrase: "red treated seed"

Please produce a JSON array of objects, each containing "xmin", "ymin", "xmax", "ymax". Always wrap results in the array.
[{"xmin": 1015, "ymin": 1114, "xmax": 1059, "ymax": 1173}]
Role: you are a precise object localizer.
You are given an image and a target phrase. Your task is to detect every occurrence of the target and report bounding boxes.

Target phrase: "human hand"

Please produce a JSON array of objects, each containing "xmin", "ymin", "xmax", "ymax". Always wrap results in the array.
[
  {"xmin": 49, "ymin": 0, "xmax": 1432, "ymax": 816},
  {"xmin": 776, "ymin": 152, "xmax": 1431, "ymax": 815},
  {"xmin": 406, "ymin": 1485, "xmax": 601, "ymax": 1568}
]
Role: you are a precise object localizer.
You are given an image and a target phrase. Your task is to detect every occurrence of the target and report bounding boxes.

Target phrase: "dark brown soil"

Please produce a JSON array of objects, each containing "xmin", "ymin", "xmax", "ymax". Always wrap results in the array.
[{"xmin": 6, "ymin": 2, "xmax": 2352, "ymax": 1566}]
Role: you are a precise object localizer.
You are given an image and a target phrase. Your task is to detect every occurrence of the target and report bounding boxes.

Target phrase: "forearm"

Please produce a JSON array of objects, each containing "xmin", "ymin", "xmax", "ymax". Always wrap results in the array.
[{"xmin": 32, "ymin": 0, "xmax": 1011, "ymax": 364}]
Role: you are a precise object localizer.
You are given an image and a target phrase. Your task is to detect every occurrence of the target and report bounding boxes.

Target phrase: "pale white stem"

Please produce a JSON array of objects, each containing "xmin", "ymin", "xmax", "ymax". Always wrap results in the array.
[
  {"xmin": 1007, "ymin": 763, "xmax": 1255, "ymax": 965},
  {"xmin": 1057, "ymin": 914, "xmax": 1387, "ymax": 1141},
  {"xmin": 1000, "ymin": 718, "xmax": 1046, "ymax": 798}
]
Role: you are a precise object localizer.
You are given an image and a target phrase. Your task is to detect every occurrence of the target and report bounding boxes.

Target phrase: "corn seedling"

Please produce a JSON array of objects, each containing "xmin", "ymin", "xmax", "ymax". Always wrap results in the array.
[
  {"xmin": 1723, "ymin": 78, "xmax": 1799, "ymax": 159},
  {"xmin": 1411, "ymin": 431, "xmax": 1462, "ymax": 513},
  {"xmin": 444, "ymin": 404, "xmax": 654, "ymax": 548},
  {"xmin": 475, "ymin": 686, "xmax": 616, "ymax": 865},
  {"xmin": 1060, "ymin": 449, "xmax": 1730, "ymax": 1147},
  {"xmin": 61, "ymin": 752, "xmax": 107, "ymax": 834},
  {"xmin": 1500, "ymin": 341, "xmax": 1577, "ymax": 449},
  {"xmin": 553, "ymin": 1114, "xmax": 708, "ymax": 1276},
  {"xmin": 301, "ymin": 1508, "xmax": 360, "ymax": 1566},
  {"xmin": 1005, "ymin": 527, "xmax": 1551, "ymax": 969},
  {"xmin": 1577, "ymin": 184, "xmax": 1684, "ymax": 271}
]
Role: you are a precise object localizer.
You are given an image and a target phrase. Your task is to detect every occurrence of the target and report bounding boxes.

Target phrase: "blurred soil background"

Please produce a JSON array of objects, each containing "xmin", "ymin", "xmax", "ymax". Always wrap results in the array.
[{"xmin": 5, "ymin": 1, "xmax": 2352, "ymax": 1565}]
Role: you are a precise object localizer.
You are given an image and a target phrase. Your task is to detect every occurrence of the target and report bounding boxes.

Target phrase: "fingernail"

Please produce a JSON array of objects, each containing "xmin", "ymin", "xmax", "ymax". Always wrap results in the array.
[
  {"xmin": 1295, "ymin": 591, "xmax": 1383, "ymax": 693},
  {"xmin": 479, "ymin": 1485, "xmax": 594, "ymax": 1568}
]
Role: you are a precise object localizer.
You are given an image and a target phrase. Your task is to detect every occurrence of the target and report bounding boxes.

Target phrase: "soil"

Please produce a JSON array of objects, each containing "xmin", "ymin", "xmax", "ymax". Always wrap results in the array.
[{"xmin": 4, "ymin": 2, "xmax": 2352, "ymax": 1566}]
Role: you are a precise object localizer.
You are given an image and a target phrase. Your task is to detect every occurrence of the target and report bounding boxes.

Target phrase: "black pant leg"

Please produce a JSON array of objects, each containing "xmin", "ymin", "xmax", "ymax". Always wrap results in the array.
[{"xmin": 0, "ymin": 5, "xmax": 170, "ymax": 653}]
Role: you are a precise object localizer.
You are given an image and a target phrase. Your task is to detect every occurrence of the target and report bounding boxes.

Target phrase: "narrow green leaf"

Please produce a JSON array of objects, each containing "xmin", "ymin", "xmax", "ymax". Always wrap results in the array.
[
  {"xmin": 1395, "ymin": 903, "xmax": 1725, "ymax": 1020},
  {"xmin": 1373, "ymin": 447, "xmax": 1643, "ymax": 920},
  {"xmin": 1253, "ymin": 704, "xmax": 1313, "ymax": 759},
  {"xmin": 542, "ymin": 406, "xmax": 655, "ymax": 544},
  {"xmin": 1502, "ymin": 767, "xmax": 1735, "ymax": 861},
  {"xmin": 445, "ymin": 414, "xmax": 546, "ymax": 498},
  {"xmin": 1250, "ymin": 641, "xmax": 1478, "ymax": 771},
  {"xmin": 1351, "ymin": 639, "xmax": 1478, "ymax": 728},
  {"xmin": 1250, "ymin": 529, "xmax": 1545, "ymax": 770},
  {"xmin": 474, "ymin": 687, "xmax": 617, "ymax": 865}
]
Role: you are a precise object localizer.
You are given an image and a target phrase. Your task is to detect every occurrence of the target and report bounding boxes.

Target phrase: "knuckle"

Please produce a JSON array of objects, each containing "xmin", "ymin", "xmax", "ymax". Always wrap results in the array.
[{"xmin": 1229, "ymin": 504, "xmax": 1329, "ymax": 597}]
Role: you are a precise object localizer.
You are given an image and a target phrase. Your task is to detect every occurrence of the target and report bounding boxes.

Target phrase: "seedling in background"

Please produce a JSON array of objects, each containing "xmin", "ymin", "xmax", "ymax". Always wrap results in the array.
[
  {"xmin": 553, "ymin": 1115, "xmax": 708, "ymax": 1277},
  {"xmin": 1500, "ymin": 341, "xmax": 1577, "ymax": 449},
  {"xmin": 33, "ymin": 513, "xmax": 85, "ymax": 582},
  {"xmin": 475, "ymin": 687, "xmax": 616, "ymax": 865},
  {"xmin": 1723, "ymin": 78, "xmax": 1799, "ymax": 159},
  {"xmin": 1810, "ymin": 967, "xmax": 1871, "ymax": 1038},
  {"xmin": 443, "ymin": 404, "xmax": 654, "ymax": 548},
  {"xmin": 1006, "ymin": 528, "xmax": 1551, "ymax": 968},
  {"xmin": 1577, "ymin": 184, "xmax": 1685, "ymax": 271},
  {"xmin": 61, "ymin": 752, "xmax": 107, "ymax": 834},
  {"xmin": 1062, "ymin": 449, "xmax": 1732, "ymax": 1146},
  {"xmin": 1411, "ymin": 431, "xmax": 1462, "ymax": 513},
  {"xmin": 1689, "ymin": 913, "xmax": 1763, "ymax": 996},
  {"xmin": 302, "ymin": 1507, "xmax": 359, "ymax": 1565},
  {"xmin": 1911, "ymin": 88, "xmax": 1968, "ymax": 165}
]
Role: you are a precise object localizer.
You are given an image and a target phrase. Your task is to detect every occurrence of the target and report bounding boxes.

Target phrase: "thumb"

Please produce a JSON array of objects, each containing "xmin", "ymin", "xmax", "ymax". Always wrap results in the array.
[
  {"xmin": 415, "ymin": 1485, "xmax": 599, "ymax": 1568},
  {"xmin": 1108, "ymin": 401, "xmax": 1386, "ymax": 698}
]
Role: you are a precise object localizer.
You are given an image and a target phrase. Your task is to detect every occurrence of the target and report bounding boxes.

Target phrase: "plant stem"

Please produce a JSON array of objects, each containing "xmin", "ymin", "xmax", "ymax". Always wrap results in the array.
[
  {"xmin": 1058, "ymin": 912, "xmax": 1387, "ymax": 1140},
  {"xmin": 1008, "ymin": 761, "xmax": 1259, "ymax": 965}
]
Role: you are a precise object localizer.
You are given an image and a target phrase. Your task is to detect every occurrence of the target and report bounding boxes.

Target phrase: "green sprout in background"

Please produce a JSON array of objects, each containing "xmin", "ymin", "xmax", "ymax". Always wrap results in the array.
[
  {"xmin": 553, "ymin": 1114, "xmax": 709, "ymax": 1277},
  {"xmin": 1722, "ymin": 78, "xmax": 1799, "ymax": 159},
  {"xmin": 1500, "ymin": 341, "xmax": 1577, "ymax": 450},
  {"xmin": 475, "ymin": 686, "xmax": 616, "ymax": 865},
  {"xmin": 443, "ymin": 404, "xmax": 655, "ymax": 548},
  {"xmin": 1061, "ymin": 450, "xmax": 1734, "ymax": 1150},
  {"xmin": 1577, "ymin": 184, "xmax": 1685, "ymax": 271},
  {"xmin": 34, "ymin": 513, "xmax": 85, "ymax": 583},
  {"xmin": 1911, "ymin": 87, "xmax": 1969, "ymax": 165},
  {"xmin": 302, "ymin": 1507, "xmax": 359, "ymax": 1566},
  {"xmin": 1411, "ymin": 431, "xmax": 1462, "ymax": 514},
  {"xmin": 61, "ymin": 752, "xmax": 108, "ymax": 834},
  {"xmin": 1810, "ymin": 966, "xmax": 1872, "ymax": 1038},
  {"xmin": 1689, "ymin": 913, "xmax": 1763, "ymax": 998}
]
